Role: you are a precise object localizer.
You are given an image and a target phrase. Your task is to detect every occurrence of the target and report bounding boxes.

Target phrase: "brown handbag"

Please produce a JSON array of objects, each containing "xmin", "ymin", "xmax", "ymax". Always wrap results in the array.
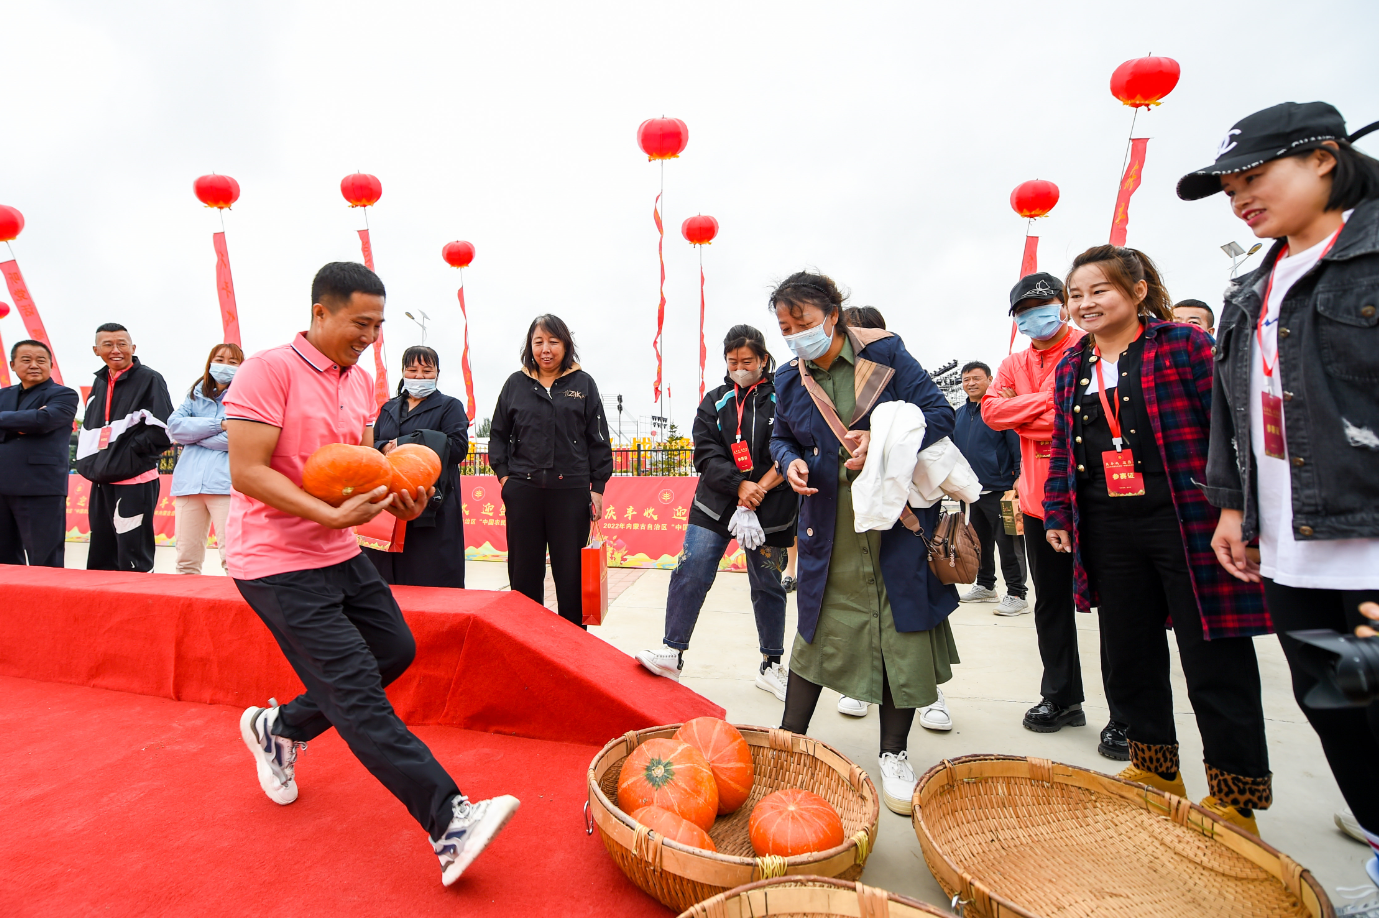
[{"xmin": 797, "ymin": 370, "xmax": 981, "ymax": 585}]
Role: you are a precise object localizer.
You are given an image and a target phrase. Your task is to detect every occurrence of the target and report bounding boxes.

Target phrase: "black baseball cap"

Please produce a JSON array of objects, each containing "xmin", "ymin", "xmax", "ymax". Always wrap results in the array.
[
  {"xmin": 1178, "ymin": 101, "xmax": 1379, "ymax": 201},
  {"xmin": 1009, "ymin": 272, "xmax": 1064, "ymax": 314}
]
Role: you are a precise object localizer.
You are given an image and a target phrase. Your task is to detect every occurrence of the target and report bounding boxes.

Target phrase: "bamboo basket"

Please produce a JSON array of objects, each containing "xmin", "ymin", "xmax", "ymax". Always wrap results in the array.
[
  {"xmin": 678, "ymin": 876, "xmax": 953, "ymax": 917},
  {"xmin": 911, "ymin": 754, "xmax": 1334, "ymax": 918},
  {"xmin": 587, "ymin": 725, "xmax": 880, "ymax": 913}
]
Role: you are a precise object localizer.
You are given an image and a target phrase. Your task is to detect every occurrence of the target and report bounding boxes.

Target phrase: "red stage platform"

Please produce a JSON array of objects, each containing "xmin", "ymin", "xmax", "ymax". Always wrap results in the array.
[{"xmin": 0, "ymin": 567, "xmax": 721, "ymax": 917}]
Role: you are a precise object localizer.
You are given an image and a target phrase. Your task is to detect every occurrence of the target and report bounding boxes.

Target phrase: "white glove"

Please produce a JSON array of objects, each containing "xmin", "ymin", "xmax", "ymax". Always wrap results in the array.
[{"xmin": 728, "ymin": 506, "xmax": 766, "ymax": 550}]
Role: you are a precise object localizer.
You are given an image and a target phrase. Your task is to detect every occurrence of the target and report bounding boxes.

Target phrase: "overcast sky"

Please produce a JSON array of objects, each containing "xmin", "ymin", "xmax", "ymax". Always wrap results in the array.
[{"xmin": 3, "ymin": 1, "xmax": 1376, "ymax": 437}]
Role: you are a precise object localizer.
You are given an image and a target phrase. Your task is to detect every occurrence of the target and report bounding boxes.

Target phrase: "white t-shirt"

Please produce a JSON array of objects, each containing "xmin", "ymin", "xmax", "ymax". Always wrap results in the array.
[
  {"xmin": 1249, "ymin": 213, "xmax": 1379, "ymax": 588},
  {"xmin": 1084, "ymin": 355, "xmax": 1119, "ymax": 395}
]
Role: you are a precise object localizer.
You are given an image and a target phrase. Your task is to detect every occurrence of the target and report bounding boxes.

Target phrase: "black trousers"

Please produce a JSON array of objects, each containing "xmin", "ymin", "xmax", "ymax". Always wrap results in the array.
[
  {"xmin": 0, "ymin": 493, "xmax": 66, "ymax": 567},
  {"xmin": 1083, "ymin": 504, "xmax": 1269, "ymax": 780},
  {"xmin": 1265, "ymin": 579, "xmax": 1379, "ymax": 832},
  {"xmin": 502, "ymin": 479, "xmax": 591, "ymax": 628},
  {"xmin": 970, "ymin": 491, "xmax": 1027, "ymax": 598},
  {"xmin": 1025, "ymin": 513, "xmax": 1096, "ymax": 709},
  {"xmin": 87, "ymin": 480, "xmax": 159, "ymax": 572},
  {"xmin": 235, "ymin": 554, "xmax": 460, "ymax": 839}
]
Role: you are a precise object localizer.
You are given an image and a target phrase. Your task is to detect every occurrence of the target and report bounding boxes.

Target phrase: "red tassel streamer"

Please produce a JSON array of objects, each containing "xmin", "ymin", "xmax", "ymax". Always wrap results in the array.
[
  {"xmin": 213, "ymin": 232, "xmax": 241, "ymax": 346},
  {"xmin": 0, "ymin": 327, "xmax": 9, "ymax": 387},
  {"xmin": 652, "ymin": 192, "xmax": 665, "ymax": 402},
  {"xmin": 458, "ymin": 284, "xmax": 477, "ymax": 423},
  {"xmin": 357, "ymin": 229, "xmax": 389, "ymax": 408},
  {"xmin": 1110, "ymin": 138, "xmax": 1149, "ymax": 246},
  {"xmin": 0, "ymin": 260, "xmax": 62, "ymax": 384}
]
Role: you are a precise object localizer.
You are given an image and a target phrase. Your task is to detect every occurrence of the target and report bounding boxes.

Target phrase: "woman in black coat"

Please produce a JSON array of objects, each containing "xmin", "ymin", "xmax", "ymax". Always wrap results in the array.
[
  {"xmin": 363, "ymin": 346, "xmax": 469, "ymax": 588},
  {"xmin": 489, "ymin": 315, "xmax": 613, "ymax": 628}
]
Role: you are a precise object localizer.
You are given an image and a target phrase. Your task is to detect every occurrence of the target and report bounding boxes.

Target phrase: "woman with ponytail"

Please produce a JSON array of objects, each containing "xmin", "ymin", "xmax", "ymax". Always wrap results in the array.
[{"xmin": 1042, "ymin": 246, "xmax": 1271, "ymax": 836}]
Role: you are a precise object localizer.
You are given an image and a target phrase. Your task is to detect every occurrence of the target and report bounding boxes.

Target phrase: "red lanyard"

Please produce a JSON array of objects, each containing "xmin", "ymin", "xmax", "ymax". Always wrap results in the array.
[
  {"xmin": 1092, "ymin": 323, "xmax": 1144, "ymax": 451},
  {"xmin": 104, "ymin": 366, "xmax": 127, "ymax": 425},
  {"xmin": 1256, "ymin": 225, "xmax": 1343, "ymax": 385},
  {"xmin": 734, "ymin": 381, "xmax": 762, "ymax": 442}
]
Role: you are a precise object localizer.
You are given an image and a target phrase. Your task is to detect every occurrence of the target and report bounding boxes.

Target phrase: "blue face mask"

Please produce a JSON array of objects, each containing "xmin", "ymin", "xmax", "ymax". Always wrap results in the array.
[
  {"xmin": 208, "ymin": 363, "xmax": 238, "ymax": 384},
  {"xmin": 402, "ymin": 377, "xmax": 438, "ymax": 399},
  {"xmin": 783, "ymin": 318, "xmax": 835, "ymax": 361},
  {"xmin": 1014, "ymin": 304, "xmax": 1065, "ymax": 341}
]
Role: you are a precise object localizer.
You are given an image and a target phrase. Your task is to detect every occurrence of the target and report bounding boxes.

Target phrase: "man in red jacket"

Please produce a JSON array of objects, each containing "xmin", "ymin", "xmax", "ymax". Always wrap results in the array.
[{"xmin": 982, "ymin": 274, "xmax": 1127, "ymax": 760}]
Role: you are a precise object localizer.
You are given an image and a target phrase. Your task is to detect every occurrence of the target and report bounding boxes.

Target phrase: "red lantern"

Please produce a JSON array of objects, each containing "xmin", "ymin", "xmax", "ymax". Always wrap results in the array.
[
  {"xmin": 442, "ymin": 241, "xmax": 475, "ymax": 269},
  {"xmin": 193, "ymin": 174, "xmax": 240, "ymax": 210},
  {"xmin": 341, "ymin": 173, "xmax": 383, "ymax": 208},
  {"xmin": 0, "ymin": 302, "xmax": 9, "ymax": 319},
  {"xmin": 681, "ymin": 215, "xmax": 718, "ymax": 246},
  {"xmin": 1010, "ymin": 180, "xmax": 1060, "ymax": 219},
  {"xmin": 638, "ymin": 118, "xmax": 689, "ymax": 161},
  {"xmin": 1110, "ymin": 56, "xmax": 1181, "ymax": 108},
  {"xmin": 0, "ymin": 205, "xmax": 25, "ymax": 242}
]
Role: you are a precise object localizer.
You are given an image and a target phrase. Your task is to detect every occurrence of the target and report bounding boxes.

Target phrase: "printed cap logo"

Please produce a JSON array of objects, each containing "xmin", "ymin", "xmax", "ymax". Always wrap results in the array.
[
  {"xmin": 1027, "ymin": 279, "xmax": 1057, "ymax": 299},
  {"xmin": 1217, "ymin": 129, "xmax": 1242, "ymax": 158}
]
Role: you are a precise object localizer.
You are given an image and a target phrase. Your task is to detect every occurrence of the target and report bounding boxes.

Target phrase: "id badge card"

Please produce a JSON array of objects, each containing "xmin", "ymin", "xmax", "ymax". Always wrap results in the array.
[
  {"xmin": 730, "ymin": 440, "xmax": 753, "ymax": 472},
  {"xmin": 1034, "ymin": 440, "xmax": 1052, "ymax": 460},
  {"xmin": 1102, "ymin": 449, "xmax": 1145, "ymax": 497},
  {"xmin": 97, "ymin": 426, "xmax": 112, "ymax": 450},
  {"xmin": 1260, "ymin": 391, "xmax": 1286, "ymax": 459}
]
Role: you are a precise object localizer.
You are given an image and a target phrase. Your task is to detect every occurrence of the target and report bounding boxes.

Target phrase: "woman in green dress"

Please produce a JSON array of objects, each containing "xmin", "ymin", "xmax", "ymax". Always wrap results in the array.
[{"xmin": 768, "ymin": 271, "xmax": 960, "ymax": 816}]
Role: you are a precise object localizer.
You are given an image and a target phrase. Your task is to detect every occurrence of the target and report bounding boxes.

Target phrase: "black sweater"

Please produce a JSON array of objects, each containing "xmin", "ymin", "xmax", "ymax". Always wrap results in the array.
[
  {"xmin": 688, "ymin": 375, "xmax": 798, "ymax": 546},
  {"xmin": 489, "ymin": 366, "xmax": 613, "ymax": 492}
]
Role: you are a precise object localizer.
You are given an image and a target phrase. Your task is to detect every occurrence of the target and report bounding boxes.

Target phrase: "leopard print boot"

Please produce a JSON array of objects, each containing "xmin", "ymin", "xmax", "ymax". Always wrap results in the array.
[
  {"xmin": 1199, "ymin": 764, "xmax": 1272, "ymax": 837},
  {"xmin": 1117, "ymin": 741, "xmax": 1186, "ymax": 798}
]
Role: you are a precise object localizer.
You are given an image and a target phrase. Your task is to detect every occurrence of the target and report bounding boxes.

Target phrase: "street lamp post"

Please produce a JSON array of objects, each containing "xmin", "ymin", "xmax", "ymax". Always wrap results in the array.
[
  {"xmin": 1221, "ymin": 241, "xmax": 1264, "ymax": 279},
  {"xmin": 404, "ymin": 310, "xmax": 431, "ymax": 344}
]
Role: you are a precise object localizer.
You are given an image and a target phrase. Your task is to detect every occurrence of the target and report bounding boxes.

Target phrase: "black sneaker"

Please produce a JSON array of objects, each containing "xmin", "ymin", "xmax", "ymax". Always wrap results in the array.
[
  {"xmin": 1098, "ymin": 721, "xmax": 1130, "ymax": 760},
  {"xmin": 1022, "ymin": 700, "xmax": 1086, "ymax": 733},
  {"xmin": 781, "ymin": 575, "xmax": 797, "ymax": 594}
]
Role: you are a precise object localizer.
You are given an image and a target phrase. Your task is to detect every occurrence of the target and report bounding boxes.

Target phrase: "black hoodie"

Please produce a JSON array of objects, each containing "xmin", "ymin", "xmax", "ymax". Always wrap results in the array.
[{"xmin": 76, "ymin": 357, "xmax": 173, "ymax": 484}]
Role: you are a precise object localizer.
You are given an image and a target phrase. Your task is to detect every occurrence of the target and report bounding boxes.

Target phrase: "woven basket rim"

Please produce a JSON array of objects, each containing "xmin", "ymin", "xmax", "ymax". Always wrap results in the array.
[
  {"xmin": 675, "ymin": 874, "xmax": 951, "ymax": 918},
  {"xmin": 587, "ymin": 722, "xmax": 880, "ymax": 868},
  {"xmin": 910, "ymin": 753, "xmax": 1334, "ymax": 918}
]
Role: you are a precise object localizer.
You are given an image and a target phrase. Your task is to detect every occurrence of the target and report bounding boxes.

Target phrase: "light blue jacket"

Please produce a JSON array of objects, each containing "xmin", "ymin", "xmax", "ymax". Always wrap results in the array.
[{"xmin": 168, "ymin": 387, "xmax": 230, "ymax": 496}]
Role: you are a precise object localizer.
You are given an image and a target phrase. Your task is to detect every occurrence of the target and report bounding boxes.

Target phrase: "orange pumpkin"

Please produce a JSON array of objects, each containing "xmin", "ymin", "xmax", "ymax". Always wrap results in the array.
[
  {"xmin": 630, "ymin": 805, "xmax": 717, "ymax": 852},
  {"xmin": 617, "ymin": 738, "xmax": 718, "ymax": 832},
  {"xmin": 301, "ymin": 443, "xmax": 392, "ymax": 507},
  {"xmin": 386, "ymin": 443, "xmax": 442, "ymax": 496},
  {"xmin": 673, "ymin": 717, "xmax": 753, "ymax": 814},
  {"xmin": 748, "ymin": 788, "xmax": 844, "ymax": 857}
]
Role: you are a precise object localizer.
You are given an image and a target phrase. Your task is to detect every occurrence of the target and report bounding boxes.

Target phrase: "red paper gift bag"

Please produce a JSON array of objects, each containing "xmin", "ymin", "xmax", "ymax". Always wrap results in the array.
[{"xmin": 582, "ymin": 525, "xmax": 610, "ymax": 626}]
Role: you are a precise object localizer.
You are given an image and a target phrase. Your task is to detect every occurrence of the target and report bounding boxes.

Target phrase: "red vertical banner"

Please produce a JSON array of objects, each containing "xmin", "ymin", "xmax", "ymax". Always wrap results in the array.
[
  {"xmin": 0, "ymin": 260, "xmax": 62, "ymax": 384},
  {"xmin": 1020, "ymin": 235, "xmax": 1039, "ymax": 277},
  {"xmin": 1109, "ymin": 138, "xmax": 1149, "ymax": 247},
  {"xmin": 212, "ymin": 232, "xmax": 241, "ymax": 346},
  {"xmin": 357, "ymin": 229, "xmax": 389, "ymax": 408},
  {"xmin": 457, "ymin": 285, "xmax": 477, "ymax": 422},
  {"xmin": 652, "ymin": 193, "xmax": 665, "ymax": 402},
  {"xmin": 0, "ymin": 326, "xmax": 9, "ymax": 387}
]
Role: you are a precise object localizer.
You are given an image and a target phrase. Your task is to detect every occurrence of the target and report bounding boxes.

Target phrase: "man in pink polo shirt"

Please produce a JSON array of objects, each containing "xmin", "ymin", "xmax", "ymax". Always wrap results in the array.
[{"xmin": 224, "ymin": 263, "xmax": 518, "ymax": 887}]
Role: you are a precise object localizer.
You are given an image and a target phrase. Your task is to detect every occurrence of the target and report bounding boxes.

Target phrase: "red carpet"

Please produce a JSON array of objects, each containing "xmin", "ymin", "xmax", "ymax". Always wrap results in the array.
[{"xmin": 0, "ymin": 566, "xmax": 723, "ymax": 916}]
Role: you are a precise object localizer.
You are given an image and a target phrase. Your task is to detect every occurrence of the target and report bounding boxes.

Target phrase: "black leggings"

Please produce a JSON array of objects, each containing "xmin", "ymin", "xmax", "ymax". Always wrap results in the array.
[
  {"xmin": 1265, "ymin": 579, "xmax": 1379, "ymax": 834},
  {"xmin": 781, "ymin": 668, "xmax": 915, "ymax": 756},
  {"xmin": 502, "ymin": 479, "xmax": 591, "ymax": 629}
]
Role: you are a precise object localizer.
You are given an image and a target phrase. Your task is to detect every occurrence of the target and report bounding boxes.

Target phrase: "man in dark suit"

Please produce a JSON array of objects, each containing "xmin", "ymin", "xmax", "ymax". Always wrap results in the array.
[{"xmin": 0, "ymin": 339, "xmax": 79, "ymax": 566}]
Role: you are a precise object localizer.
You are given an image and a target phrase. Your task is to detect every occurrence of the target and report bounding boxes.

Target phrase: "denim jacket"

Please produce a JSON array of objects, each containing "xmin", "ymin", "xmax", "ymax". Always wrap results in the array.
[
  {"xmin": 168, "ymin": 387, "xmax": 230, "ymax": 496},
  {"xmin": 1203, "ymin": 197, "xmax": 1379, "ymax": 541}
]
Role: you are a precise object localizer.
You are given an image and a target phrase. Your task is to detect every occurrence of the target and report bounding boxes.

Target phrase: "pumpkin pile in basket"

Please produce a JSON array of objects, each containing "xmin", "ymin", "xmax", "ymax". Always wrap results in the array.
[{"xmin": 591, "ymin": 718, "xmax": 876, "ymax": 913}]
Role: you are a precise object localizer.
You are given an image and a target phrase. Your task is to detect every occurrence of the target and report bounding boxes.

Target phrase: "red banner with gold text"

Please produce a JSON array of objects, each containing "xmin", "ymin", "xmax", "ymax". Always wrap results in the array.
[
  {"xmin": 213, "ymin": 232, "xmax": 242, "ymax": 346},
  {"xmin": 1, "ymin": 260, "xmax": 63, "ymax": 385},
  {"xmin": 357, "ymin": 229, "xmax": 390, "ymax": 408},
  {"xmin": 64, "ymin": 475, "xmax": 744, "ymax": 571},
  {"xmin": 1109, "ymin": 138, "xmax": 1149, "ymax": 247}
]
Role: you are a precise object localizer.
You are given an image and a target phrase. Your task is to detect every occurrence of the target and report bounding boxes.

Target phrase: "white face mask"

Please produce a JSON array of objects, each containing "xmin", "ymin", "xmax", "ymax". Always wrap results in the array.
[
  {"xmin": 402, "ymin": 377, "xmax": 437, "ymax": 398},
  {"xmin": 783, "ymin": 318, "xmax": 835, "ymax": 361},
  {"xmin": 208, "ymin": 363, "xmax": 238, "ymax": 384},
  {"xmin": 729, "ymin": 368, "xmax": 761, "ymax": 387}
]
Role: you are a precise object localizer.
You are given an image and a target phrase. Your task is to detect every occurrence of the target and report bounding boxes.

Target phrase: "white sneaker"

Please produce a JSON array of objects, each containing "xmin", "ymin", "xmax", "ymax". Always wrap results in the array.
[
  {"xmin": 919, "ymin": 688, "xmax": 953, "ymax": 732},
  {"xmin": 434, "ymin": 795, "xmax": 521, "ymax": 886},
  {"xmin": 635, "ymin": 646, "xmax": 683, "ymax": 681},
  {"xmin": 959, "ymin": 585, "xmax": 999, "ymax": 603},
  {"xmin": 878, "ymin": 751, "xmax": 918, "ymax": 816},
  {"xmin": 994, "ymin": 594, "xmax": 1030, "ymax": 616},
  {"xmin": 755, "ymin": 661, "xmax": 787, "ymax": 701},
  {"xmin": 837, "ymin": 696, "xmax": 869, "ymax": 717},
  {"xmin": 239, "ymin": 700, "xmax": 305, "ymax": 806},
  {"xmin": 1338, "ymin": 807, "xmax": 1370, "ymax": 845}
]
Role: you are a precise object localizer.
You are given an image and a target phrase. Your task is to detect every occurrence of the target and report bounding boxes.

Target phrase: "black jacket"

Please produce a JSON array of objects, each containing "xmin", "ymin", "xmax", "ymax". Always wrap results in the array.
[
  {"xmin": 489, "ymin": 366, "xmax": 613, "ymax": 492},
  {"xmin": 373, "ymin": 389, "xmax": 469, "ymax": 529},
  {"xmin": 953, "ymin": 398, "xmax": 1021, "ymax": 492},
  {"xmin": 0, "ymin": 378, "xmax": 80, "ymax": 496},
  {"xmin": 689, "ymin": 375, "xmax": 798, "ymax": 546},
  {"xmin": 76, "ymin": 358, "xmax": 174, "ymax": 484},
  {"xmin": 1204, "ymin": 197, "xmax": 1379, "ymax": 540}
]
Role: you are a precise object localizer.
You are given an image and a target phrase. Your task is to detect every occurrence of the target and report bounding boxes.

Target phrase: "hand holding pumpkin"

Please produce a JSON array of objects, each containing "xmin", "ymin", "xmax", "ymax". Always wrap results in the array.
[{"xmin": 301, "ymin": 442, "xmax": 442, "ymax": 525}]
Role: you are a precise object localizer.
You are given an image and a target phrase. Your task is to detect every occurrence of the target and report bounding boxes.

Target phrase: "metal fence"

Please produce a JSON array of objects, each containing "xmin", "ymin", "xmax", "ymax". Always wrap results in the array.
[{"xmin": 459, "ymin": 446, "xmax": 695, "ymax": 477}]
